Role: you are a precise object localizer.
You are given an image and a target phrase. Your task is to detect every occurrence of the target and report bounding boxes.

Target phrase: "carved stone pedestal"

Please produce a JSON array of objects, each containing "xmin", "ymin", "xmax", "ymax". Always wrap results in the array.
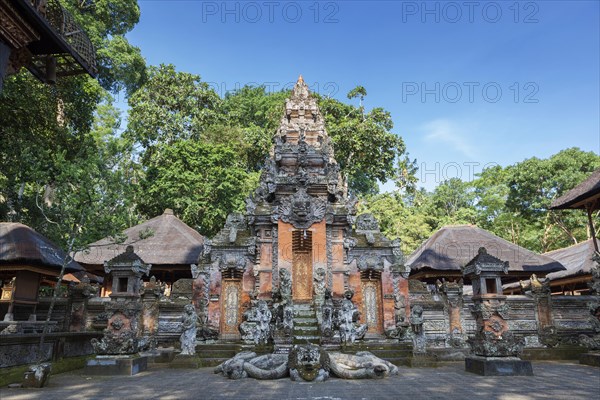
[
  {"xmin": 465, "ymin": 356, "xmax": 533, "ymax": 376},
  {"xmin": 85, "ymin": 355, "xmax": 148, "ymax": 376},
  {"xmin": 579, "ymin": 352, "xmax": 600, "ymax": 367}
]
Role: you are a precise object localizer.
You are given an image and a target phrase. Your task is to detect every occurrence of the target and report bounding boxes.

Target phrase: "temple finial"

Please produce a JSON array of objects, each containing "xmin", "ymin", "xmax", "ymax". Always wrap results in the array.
[{"xmin": 297, "ymin": 74, "xmax": 304, "ymax": 84}]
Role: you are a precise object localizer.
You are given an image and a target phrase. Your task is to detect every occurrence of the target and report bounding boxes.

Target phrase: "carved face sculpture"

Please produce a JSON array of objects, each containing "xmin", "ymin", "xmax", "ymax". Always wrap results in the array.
[
  {"xmin": 289, "ymin": 344, "xmax": 327, "ymax": 381},
  {"xmin": 292, "ymin": 198, "xmax": 311, "ymax": 221},
  {"xmin": 357, "ymin": 214, "xmax": 379, "ymax": 231},
  {"xmin": 226, "ymin": 213, "xmax": 246, "ymax": 229}
]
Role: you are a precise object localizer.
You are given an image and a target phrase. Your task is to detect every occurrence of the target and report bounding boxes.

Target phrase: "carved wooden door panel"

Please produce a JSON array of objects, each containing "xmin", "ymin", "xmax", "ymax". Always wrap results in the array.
[
  {"xmin": 220, "ymin": 279, "xmax": 242, "ymax": 337},
  {"xmin": 361, "ymin": 280, "xmax": 383, "ymax": 334},
  {"xmin": 292, "ymin": 230, "xmax": 313, "ymax": 302}
]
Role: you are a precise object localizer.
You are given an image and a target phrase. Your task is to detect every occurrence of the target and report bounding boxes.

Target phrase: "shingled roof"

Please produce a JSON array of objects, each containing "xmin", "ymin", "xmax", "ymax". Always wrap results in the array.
[
  {"xmin": 544, "ymin": 238, "xmax": 597, "ymax": 281},
  {"xmin": 0, "ymin": 222, "xmax": 84, "ymax": 273},
  {"xmin": 74, "ymin": 209, "xmax": 204, "ymax": 266},
  {"xmin": 550, "ymin": 168, "xmax": 600, "ymax": 210},
  {"xmin": 407, "ymin": 225, "xmax": 565, "ymax": 276}
]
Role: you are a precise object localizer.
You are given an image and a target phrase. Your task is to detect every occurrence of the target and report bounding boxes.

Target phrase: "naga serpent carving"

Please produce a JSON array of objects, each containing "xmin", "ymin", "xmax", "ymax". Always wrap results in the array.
[{"xmin": 214, "ymin": 344, "xmax": 399, "ymax": 381}]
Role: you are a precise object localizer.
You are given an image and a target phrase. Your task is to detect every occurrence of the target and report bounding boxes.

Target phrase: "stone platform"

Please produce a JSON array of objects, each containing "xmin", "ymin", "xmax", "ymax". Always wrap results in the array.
[
  {"xmin": 465, "ymin": 356, "xmax": 533, "ymax": 376},
  {"xmin": 579, "ymin": 352, "xmax": 600, "ymax": 367},
  {"xmin": 84, "ymin": 355, "xmax": 148, "ymax": 376}
]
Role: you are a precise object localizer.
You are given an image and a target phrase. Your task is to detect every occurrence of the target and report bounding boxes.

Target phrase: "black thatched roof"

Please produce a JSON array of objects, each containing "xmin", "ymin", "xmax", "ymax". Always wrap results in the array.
[
  {"xmin": 550, "ymin": 168, "xmax": 600, "ymax": 210},
  {"xmin": 544, "ymin": 238, "xmax": 598, "ymax": 281},
  {"xmin": 0, "ymin": 222, "xmax": 84, "ymax": 273},
  {"xmin": 407, "ymin": 225, "xmax": 565, "ymax": 275},
  {"xmin": 74, "ymin": 209, "xmax": 204, "ymax": 266}
]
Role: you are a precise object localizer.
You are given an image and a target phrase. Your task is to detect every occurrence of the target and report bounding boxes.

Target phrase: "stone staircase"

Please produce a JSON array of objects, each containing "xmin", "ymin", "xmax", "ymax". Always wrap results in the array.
[
  {"xmin": 180, "ymin": 342, "xmax": 242, "ymax": 368},
  {"xmin": 292, "ymin": 303, "xmax": 320, "ymax": 344}
]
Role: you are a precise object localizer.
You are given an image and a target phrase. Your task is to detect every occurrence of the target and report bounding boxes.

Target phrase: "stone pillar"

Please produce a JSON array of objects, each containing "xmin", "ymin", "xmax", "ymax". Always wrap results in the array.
[
  {"xmin": 67, "ymin": 276, "xmax": 97, "ymax": 332},
  {"xmin": 463, "ymin": 247, "xmax": 532, "ymax": 376},
  {"xmin": 141, "ymin": 277, "xmax": 162, "ymax": 347},
  {"xmin": 437, "ymin": 279, "xmax": 467, "ymax": 348}
]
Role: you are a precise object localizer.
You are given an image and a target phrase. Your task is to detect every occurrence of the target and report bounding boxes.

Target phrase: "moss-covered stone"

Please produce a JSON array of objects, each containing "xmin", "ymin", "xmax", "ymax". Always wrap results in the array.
[{"xmin": 0, "ymin": 355, "xmax": 90, "ymax": 387}]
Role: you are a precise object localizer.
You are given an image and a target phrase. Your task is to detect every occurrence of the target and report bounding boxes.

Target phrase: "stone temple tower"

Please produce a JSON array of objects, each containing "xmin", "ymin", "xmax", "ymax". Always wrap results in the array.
[{"xmin": 192, "ymin": 76, "xmax": 409, "ymax": 343}]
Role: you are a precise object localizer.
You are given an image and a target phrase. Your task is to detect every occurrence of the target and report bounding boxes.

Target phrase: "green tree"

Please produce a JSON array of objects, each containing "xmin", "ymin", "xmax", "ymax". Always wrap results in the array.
[
  {"xmin": 62, "ymin": 0, "xmax": 147, "ymax": 95},
  {"xmin": 126, "ymin": 64, "xmax": 224, "ymax": 152},
  {"xmin": 318, "ymin": 92, "xmax": 408, "ymax": 195},
  {"xmin": 359, "ymin": 191, "xmax": 433, "ymax": 254},
  {"xmin": 136, "ymin": 140, "xmax": 256, "ymax": 236}
]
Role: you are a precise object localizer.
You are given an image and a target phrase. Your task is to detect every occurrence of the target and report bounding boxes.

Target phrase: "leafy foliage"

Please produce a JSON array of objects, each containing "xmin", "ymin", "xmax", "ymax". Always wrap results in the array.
[{"xmin": 361, "ymin": 148, "xmax": 600, "ymax": 255}]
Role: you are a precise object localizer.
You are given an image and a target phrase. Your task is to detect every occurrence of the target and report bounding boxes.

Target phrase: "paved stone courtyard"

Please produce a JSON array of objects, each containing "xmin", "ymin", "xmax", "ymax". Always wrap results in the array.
[{"xmin": 1, "ymin": 361, "xmax": 598, "ymax": 400}]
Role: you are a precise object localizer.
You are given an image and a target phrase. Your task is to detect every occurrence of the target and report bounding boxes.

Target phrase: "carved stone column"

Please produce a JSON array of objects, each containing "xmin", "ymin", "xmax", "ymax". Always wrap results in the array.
[
  {"xmin": 67, "ymin": 276, "xmax": 97, "ymax": 332},
  {"xmin": 437, "ymin": 279, "xmax": 467, "ymax": 348},
  {"xmin": 463, "ymin": 247, "xmax": 532, "ymax": 376}
]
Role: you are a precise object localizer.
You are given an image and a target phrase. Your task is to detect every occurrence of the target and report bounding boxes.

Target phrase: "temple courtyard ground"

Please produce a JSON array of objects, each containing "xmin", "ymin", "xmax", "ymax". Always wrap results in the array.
[{"xmin": 1, "ymin": 361, "xmax": 598, "ymax": 400}]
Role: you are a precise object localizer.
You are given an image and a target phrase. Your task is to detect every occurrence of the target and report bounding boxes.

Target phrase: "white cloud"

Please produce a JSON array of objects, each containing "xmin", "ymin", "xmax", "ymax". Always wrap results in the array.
[{"xmin": 421, "ymin": 119, "xmax": 477, "ymax": 159}]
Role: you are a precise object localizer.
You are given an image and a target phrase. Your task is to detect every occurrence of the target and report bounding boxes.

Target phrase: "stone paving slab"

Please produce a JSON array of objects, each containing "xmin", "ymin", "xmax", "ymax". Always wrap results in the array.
[{"xmin": 1, "ymin": 361, "xmax": 598, "ymax": 400}]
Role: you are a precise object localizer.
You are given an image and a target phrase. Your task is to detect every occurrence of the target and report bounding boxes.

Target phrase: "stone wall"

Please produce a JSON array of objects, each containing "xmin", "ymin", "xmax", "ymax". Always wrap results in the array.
[
  {"xmin": 0, "ymin": 332, "xmax": 101, "ymax": 368},
  {"xmin": 412, "ymin": 288, "xmax": 594, "ymax": 352}
]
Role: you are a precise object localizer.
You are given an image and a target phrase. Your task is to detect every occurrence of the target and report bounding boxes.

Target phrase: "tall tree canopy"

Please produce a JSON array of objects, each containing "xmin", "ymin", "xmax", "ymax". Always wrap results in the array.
[
  {"xmin": 0, "ymin": 0, "xmax": 146, "ymax": 248},
  {"xmin": 361, "ymin": 148, "xmax": 600, "ymax": 255},
  {"xmin": 125, "ymin": 66, "xmax": 411, "ymax": 235}
]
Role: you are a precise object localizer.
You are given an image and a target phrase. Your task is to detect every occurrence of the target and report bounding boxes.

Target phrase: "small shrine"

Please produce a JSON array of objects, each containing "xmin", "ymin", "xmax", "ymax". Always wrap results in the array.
[
  {"xmin": 86, "ymin": 246, "xmax": 152, "ymax": 375},
  {"xmin": 463, "ymin": 247, "xmax": 533, "ymax": 376},
  {"xmin": 192, "ymin": 76, "xmax": 409, "ymax": 346}
]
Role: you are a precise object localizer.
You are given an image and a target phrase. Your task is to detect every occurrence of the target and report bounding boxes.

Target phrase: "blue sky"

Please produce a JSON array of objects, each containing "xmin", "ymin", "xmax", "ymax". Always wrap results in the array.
[{"xmin": 122, "ymin": 0, "xmax": 600, "ymax": 190}]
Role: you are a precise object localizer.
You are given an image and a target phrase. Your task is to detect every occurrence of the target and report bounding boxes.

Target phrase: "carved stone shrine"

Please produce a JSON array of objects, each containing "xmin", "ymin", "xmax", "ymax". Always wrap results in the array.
[
  {"xmin": 463, "ymin": 247, "xmax": 533, "ymax": 376},
  {"xmin": 86, "ymin": 246, "xmax": 152, "ymax": 375},
  {"xmin": 192, "ymin": 76, "xmax": 409, "ymax": 347}
]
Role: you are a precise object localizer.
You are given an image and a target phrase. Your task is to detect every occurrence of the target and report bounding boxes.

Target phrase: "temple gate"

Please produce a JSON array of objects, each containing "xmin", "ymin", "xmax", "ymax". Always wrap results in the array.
[{"xmin": 193, "ymin": 76, "xmax": 411, "ymax": 343}]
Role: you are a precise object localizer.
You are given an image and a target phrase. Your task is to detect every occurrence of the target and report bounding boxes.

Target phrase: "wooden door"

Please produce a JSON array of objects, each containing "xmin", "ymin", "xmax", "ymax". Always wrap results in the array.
[
  {"xmin": 361, "ymin": 280, "xmax": 383, "ymax": 334},
  {"xmin": 292, "ymin": 230, "xmax": 313, "ymax": 302},
  {"xmin": 220, "ymin": 279, "xmax": 242, "ymax": 337}
]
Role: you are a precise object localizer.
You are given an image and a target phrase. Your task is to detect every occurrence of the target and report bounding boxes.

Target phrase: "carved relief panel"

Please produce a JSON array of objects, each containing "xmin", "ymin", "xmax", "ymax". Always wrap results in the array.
[
  {"xmin": 220, "ymin": 279, "xmax": 242, "ymax": 336},
  {"xmin": 361, "ymin": 280, "xmax": 383, "ymax": 334}
]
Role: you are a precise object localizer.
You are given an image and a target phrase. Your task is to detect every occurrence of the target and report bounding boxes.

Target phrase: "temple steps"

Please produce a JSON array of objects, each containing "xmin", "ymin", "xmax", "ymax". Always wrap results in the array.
[
  {"xmin": 191, "ymin": 342, "xmax": 243, "ymax": 368},
  {"xmin": 292, "ymin": 303, "xmax": 320, "ymax": 344}
]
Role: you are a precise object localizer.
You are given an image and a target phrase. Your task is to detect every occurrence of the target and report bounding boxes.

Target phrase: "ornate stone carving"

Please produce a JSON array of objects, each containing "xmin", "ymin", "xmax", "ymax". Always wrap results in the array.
[
  {"xmin": 356, "ymin": 213, "xmax": 380, "ymax": 231},
  {"xmin": 313, "ymin": 267, "xmax": 326, "ymax": 323},
  {"xmin": 337, "ymin": 290, "xmax": 367, "ymax": 345},
  {"xmin": 277, "ymin": 187, "xmax": 326, "ymax": 229},
  {"xmin": 92, "ymin": 247, "xmax": 152, "ymax": 355},
  {"xmin": 224, "ymin": 213, "xmax": 247, "ymax": 243},
  {"xmin": 385, "ymin": 294, "xmax": 411, "ymax": 341},
  {"xmin": 239, "ymin": 300, "xmax": 272, "ymax": 344},
  {"xmin": 180, "ymin": 304, "xmax": 198, "ymax": 355},
  {"xmin": 278, "ymin": 268, "xmax": 292, "ymax": 302},
  {"xmin": 215, "ymin": 344, "xmax": 398, "ymax": 381},
  {"xmin": 410, "ymin": 305, "xmax": 427, "ymax": 354},
  {"xmin": 289, "ymin": 343, "xmax": 330, "ymax": 382},
  {"xmin": 218, "ymin": 253, "xmax": 248, "ymax": 273},
  {"xmin": 357, "ymin": 253, "xmax": 383, "ymax": 272},
  {"xmin": 328, "ymin": 351, "xmax": 398, "ymax": 379},
  {"xmin": 320, "ymin": 289, "xmax": 335, "ymax": 337}
]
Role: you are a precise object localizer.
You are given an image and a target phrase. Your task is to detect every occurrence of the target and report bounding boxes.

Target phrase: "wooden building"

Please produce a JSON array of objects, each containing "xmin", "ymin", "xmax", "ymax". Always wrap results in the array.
[
  {"xmin": 407, "ymin": 224, "xmax": 565, "ymax": 284},
  {"xmin": 74, "ymin": 209, "xmax": 205, "ymax": 294},
  {"xmin": 0, "ymin": 0, "xmax": 96, "ymax": 91},
  {"xmin": 0, "ymin": 222, "xmax": 85, "ymax": 321},
  {"xmin": 504, "ymin": 238, "xmax": 598, "ymax": 295}
]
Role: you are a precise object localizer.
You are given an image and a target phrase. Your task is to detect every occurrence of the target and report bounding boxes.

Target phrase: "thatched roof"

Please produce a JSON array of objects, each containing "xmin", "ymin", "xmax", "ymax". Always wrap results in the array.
[
  {"xmin": 74, "ymin": 209, "xmax": 204, "ymax": 266},
  {"xmin": 0, "ymin": 222, "xmax": 84, "ymax": 273},
  {"xmin": 544, "ymin": 238, "xmax": 597, "ymax": 281},
  {"xmin": 407, "ymin": 225, "xmax": 565, "ymax": 276},
  {"xmin": 550, "ymin": 168, "xmax": 600, "ymax": 210}
]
